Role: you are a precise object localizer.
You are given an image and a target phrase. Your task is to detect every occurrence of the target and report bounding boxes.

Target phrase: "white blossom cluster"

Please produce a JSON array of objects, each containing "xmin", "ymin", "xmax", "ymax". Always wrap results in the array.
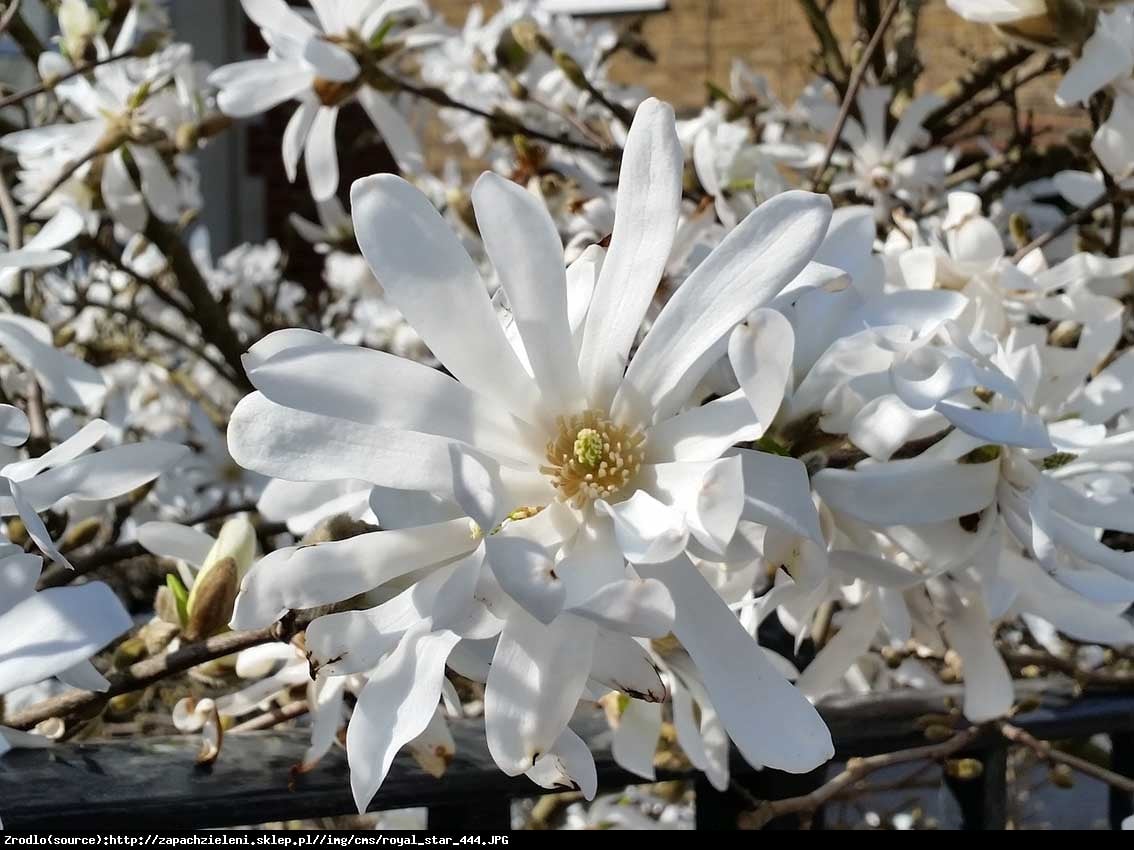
[{"xmin": 1, "ymin": 0, "xmax": 1134, "ymax": 830}]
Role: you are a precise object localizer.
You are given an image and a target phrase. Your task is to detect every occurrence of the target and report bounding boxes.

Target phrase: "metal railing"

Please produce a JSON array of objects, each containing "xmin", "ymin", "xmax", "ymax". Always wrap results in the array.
[{"xmin": 2, "ymin": 685, "xmax": 1132, "ymax": 830}]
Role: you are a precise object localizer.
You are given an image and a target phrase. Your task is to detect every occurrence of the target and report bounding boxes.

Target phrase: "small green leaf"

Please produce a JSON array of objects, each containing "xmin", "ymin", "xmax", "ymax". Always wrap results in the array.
[{"xmin": 166, "ymin": 573, "xmax": 189, "ymax": 626}]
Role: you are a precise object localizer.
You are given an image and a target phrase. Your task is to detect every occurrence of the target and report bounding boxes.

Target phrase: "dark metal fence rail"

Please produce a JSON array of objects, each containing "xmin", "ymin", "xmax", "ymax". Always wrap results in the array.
[{"xmin": 2, "ymin": 687, "xmax": 1132, "ymax": 830}]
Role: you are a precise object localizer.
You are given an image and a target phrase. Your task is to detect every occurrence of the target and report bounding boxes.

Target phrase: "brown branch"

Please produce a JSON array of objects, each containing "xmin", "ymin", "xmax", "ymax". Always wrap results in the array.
[
  {"xmin": 24, "ymin": 132, "xmax": 126, "ymax": 219},
  {"xmin": 741, "ymin": 726, "xmax": 984, "ymax": 829},
  {"xmin": 1000, "ymin": 722, "xmax": 1134, "ymax": 794},
  {"xmin": 923, "ymin": 45, "xmax": 1033, "ymax": 140},
  {"xmin": 0, "ymin": 47, "xmax": 142, "ymax": 112},
  {"xmin": 142, "ymin": 217, "xmax": 252, "ymax": 390},
  {"xmin": 0, "ymin": 0, "xmax": 21, "ymax": 40},
  {"xmin": 36, "ymin": 501, "xmax": 263, "ymax": 591},
  {"xmin": 810, "ymin": 0, "xmax": 903, "ymax": 191},
  {"xmin": 0, "ymin": 169, "xmax": 51, "ymax": 453},
  {"xmin": 63, "ymin": 294, "xmax": 241, "ymax": 387},
  {"xmin": 796, "ymin": 0, "xmax": 851, "ymax": 91},
  {"xmin": 1013, "ymin": 186, "xmax": 1131, "ymax": 261},
  {"xmin": 3, "ymin": 1, "xmax": 44, "ymax": 64},
  {"xmin": 1002, "ymin": 649, "xmax": 1134, "ymax": 688},
  {"xmin": 229, "ymin": 700, "xmax": 309, "ymax": 733},
  {"xmin": 3, "ymin": 619, "xmax": 305, "ymax": 730},
  {"xmin": 381, "ymin": 76, "xmax": 617, "ymax": 159}
]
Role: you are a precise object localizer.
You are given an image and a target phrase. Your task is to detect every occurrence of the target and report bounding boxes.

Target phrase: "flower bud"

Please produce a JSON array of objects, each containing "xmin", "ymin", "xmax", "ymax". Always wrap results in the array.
[
  {"xmin": 183, "ymin": 556, "xmax": 238, "ymax": 641},
  {"xmin": 553, "ymin": 49, "xmax": 588, "ymax": 89},
  {"xmin": 58, "ymin": 0, "xmax": 103, "ymax": 62},
  {"xmin": 1049, "ymin": 763, "xmax": 1075, "ymax": 788},
  {"xmin": 183, "ymin": 517, "xmax": 256, "ymax": 639},
  {"xmin": 945, "ymin": 758, "xmax": 984, "ymax": 780},
  {"xmin": 509, "ymin": 20, "xmax": 551, "ymax": 56}
]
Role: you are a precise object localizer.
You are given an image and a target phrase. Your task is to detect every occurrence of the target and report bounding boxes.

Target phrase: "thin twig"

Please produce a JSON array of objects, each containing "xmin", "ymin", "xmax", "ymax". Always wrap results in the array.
[
  {"xmin": 0, "ymin": 47, "xmax": 141, "ymax": 112},
  {"xmin": 740, "ymin": 726, "xmax": 984, "ymax": 829},
  {"xmin": 1000, "ymin": 722, "xmax": 1134, "ymax": 794},
  {"xmin": 0, "ymin": 0, "xmax": 21, "ymax": 40},
  {"xmin": 0, "ymin": 169, "xmax": 50, "ymax": 454},
  {"xmin": 229, "ymin": 700, "xmax": 309, "ymax": 733},
  {"xmin": 796, "ymin": 0, "xmax": 851, "ymax": 91},
  {"xmin": 142, "ymin": 216, "xmax": 252, "ymax": 390},
  {"xmin": 383, "ymin": 77, "xmax": 618, "ymax": 159},
  {"xmin": 63, "ymin": 294, "xmax": 242, "ymax": 387},
  {"xmin": 24, "ymin": 133, "xmax": 125, "ymax": 219},
  {"xmin": 3, "ymin": 618, "xmax": 307, "ymax": 731},
  {"xmin": 810, "ymin": 0, "xmax": 902, "ymax": 191},
  {"xmin": 36, "ymin": 501, "xmax": 263, "ymax": 590},
  {"xmin": 1013, "ymin": 186, "xmax": 1131, "ymax": 261}
]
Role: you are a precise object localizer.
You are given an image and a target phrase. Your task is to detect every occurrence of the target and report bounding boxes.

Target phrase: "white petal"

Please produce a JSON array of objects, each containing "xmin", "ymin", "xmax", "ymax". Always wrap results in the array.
[
  {"xmin": 524, "ymin": 727, "xmax": 597, "ymax": 800},
  {"xmin": 216, "ymin": 67, "xmax": 313, "ymax": 117},
  {"xmin": 728, "ymin": 309, "xmax": 794, "ymax": 433},
  {"xmin": 301, "ymin": 674, "xmax": 346, "ymax": 770},
  {"xmin": 611, "ymin": 698, "xmax": 662, "ymax": 781},
  {"xmin": 248, "ymin": 343, "xmax": 540, "ymax": 465},
  {"xmin": 350, "ymin": 174, "xmax": 541, "ymax": 422},
  {"xmin": 0, "ymin": 552, "xmax": 42, "ymax": 614},
  {"xmin": 228, "ymin": 392, "xmax": 463, "ymax": 496},
  {"xmin": 230, "ymin": 518, "xmax": 478, "ymax": 629},
  {"xmin": 939, "ymin": 587, "xmax": 1013, "ymax": 723},
  {"xmin": 346, "ymin": 624, "xmax": 460, "ymax": 812},
  {"xmin": 18, "ymin": 441, "xmax": 187, "ymax": 512},
  {"xmin": 305, "ymin": 106, "xmax": 340, "ymax": 202},
  {"xmin": 282, "ymin": 100, "xmax": 318, "ymax": 183},
  {"xmin": 1054, "ymin": 29, "xmax": 1133, "ymax": 106},
  {"xmin": 578, "ymin": 99, "xmax": 682, "ymax": 411},
  {"xmin": 0, "ymin": 316, "xmax": 105, "ymax": 411},
  {"xmin": 813, "ymin": 457, "xmax": 998, "ymax": 526},
  {"xmin": 619, "ymin": 190, "xmax": 831, "ymax": 422},
  {"xmin": 356, "ymin": 88, "xmax": 425, "ymax": 177},
  {"xmin": 589, "ymin": 629, "xmax": 666, "ymax": 702},
  {"xmin": 101, "ymin": 148, "xmax": 147, "ymax": 233},
  {"xmin": 241, "ymin": 0, "xmax": 317, "ymax": 41},
  {"xmin": 596, "ymin": 491, "xmax": 689, "ymax": 565},
  {"xmin": 486, "ymin": 534, "xmax": 565, "ymax": 625},
  {"xmin": 569, "ymin": 577, "xmax": 674, "ymax": 638},
  {"xmin": 56, "ymin": 660, "xmax": 110, "ymax": 692},
  {"xmin": 485, "ymin": 611, "xmax": 595, "ymax": 775},
  {"xmin": 0, "ymin": 582, "xmax": 131, "ymax": 694},
  {"xmin": 137, "ymin": 522, "xmax": 216, "ymax": 567},
  {"xmin": 645, "ymin": 389, "xmax": 762, "ymax": 463},
  {"xmin": 640, "ymin": 556, "xmax": 834, "ymax": 772},
  {"xmin": 302, "ymin": 38, "xmax": 359, "ymax": 82},
  {"xmin": 0, "ymin": 405, "xmax": 29, "ymax": 447},
  {"xmin": 736, "ymin": 449, "xmax": 824, "ymax": 543},
  {"xmin": 472, "ymin": 173, "xmax": 583, "ymax": 417},
  {"xmin": 796, "ymin": 597, "xmax": 881, "ymax": 700},
  {"xmin": 128, "ymin": 144, "xmax": 180, "ymax": 223}
]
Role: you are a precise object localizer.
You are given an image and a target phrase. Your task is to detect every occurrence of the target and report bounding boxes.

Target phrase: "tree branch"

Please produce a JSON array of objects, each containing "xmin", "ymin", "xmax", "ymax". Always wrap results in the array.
[
  {"xmin": 142, "ymin": 217, "xmax": 252, "ymax": 390},
  {"xmin": 810, "ymin": 0, "xmax": 903, "ymax": 191}
]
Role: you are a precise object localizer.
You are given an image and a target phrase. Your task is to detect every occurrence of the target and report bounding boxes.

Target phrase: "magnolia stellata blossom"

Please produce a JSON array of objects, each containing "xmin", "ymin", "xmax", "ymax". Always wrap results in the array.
[
  {"xmin": 227, "ymin": 97, "xmax": 838, "ymax": 809},
  {"xmin": 209, "ymin": 0, "xmax": 430, "ymax": 200},
  {"xmin": 0, "ymin": 543, "xmax": 132, "ymax": 755}
]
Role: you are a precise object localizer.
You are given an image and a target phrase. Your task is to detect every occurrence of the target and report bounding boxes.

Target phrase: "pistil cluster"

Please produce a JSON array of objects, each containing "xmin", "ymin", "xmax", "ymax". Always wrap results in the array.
[{"xmin": 541, "ymin": 409, "xmax": 646, "ymax": 508}]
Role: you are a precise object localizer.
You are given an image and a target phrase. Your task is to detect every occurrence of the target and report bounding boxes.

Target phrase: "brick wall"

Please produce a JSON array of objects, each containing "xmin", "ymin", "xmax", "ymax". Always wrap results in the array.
[{"xmin": 431, "ymin": 0, "xmax": 1059, "ymax": 115}]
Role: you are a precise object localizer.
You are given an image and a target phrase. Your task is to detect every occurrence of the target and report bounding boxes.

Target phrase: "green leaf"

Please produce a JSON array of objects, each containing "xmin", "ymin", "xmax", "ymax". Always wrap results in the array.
[{"xmin": 166, "ymin": 573, "xmax": 189, "ymax": 626}]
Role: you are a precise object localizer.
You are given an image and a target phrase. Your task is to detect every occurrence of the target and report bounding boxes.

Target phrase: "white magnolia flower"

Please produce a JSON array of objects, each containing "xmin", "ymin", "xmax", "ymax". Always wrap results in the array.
[
  {"xmin": 209, "ymin": 0, "xmax": 429, "ymax": 200},
  {"xmin": 1054, "ymin": 6, "xmax": 1134, "ymax": 178},
  {"xmin": 1, "ymin": 542, "xmax": 132, "ymax": 753},
  {"xmin": 2, "ymin": 18, "xmax": 196, "ymax": 232},
  {"xmin": 945, "ymin": 0, "xmax": 1045, "ymax": 24},
  {"xmin": 227, "ymin": 98, "xmax": 837, "ymax": 810},
  {"xmin": 0, "ymin": 415, "xmax": 188, "ymax": 568},
  {"xmin": 0, "ymin": 208, "xmax": 82, "ymax": 293}
]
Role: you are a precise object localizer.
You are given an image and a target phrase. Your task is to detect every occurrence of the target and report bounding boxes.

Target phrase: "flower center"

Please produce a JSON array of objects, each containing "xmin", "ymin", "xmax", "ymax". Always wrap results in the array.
[{"xmin": 541, "ymin": 410, "xmax": 646, "ymax": 507}]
